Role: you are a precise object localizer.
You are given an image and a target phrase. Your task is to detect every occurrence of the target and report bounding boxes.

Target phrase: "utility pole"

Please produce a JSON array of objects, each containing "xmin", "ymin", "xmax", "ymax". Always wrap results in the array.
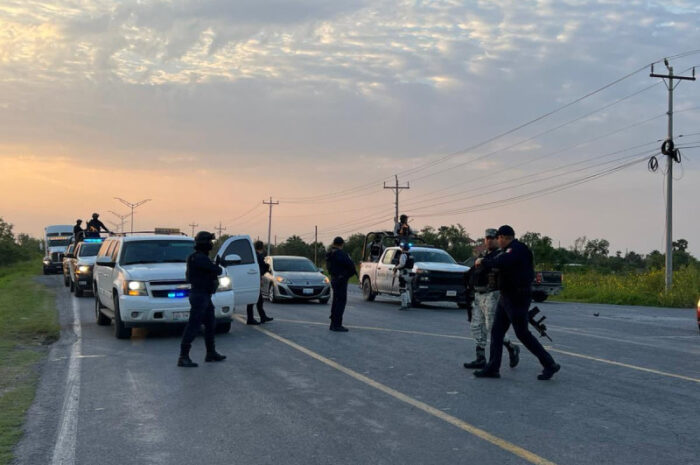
[
  {"xmin": 114, "ymin": 198, "xmax": 151, "ymax": 233},
  {"xmin": 314, "ymin": 225, "xmax": 318, "ymax": 267},
  {"xmin": 263, "ymin": 197, "xmax": 279, "ymax": 256},
  {"xmin": 650, "ymin": 59, "xmax": 695, "ymax": 291},
  {"xmin": 108, "ymin": 210, "xmax": 129, "ymax": 233},
  {"xmin": 188, "ymin": 222, "xmax": 199, "ymax": 236},
  {"xmin": 214, "ymin": 221, "xmax": 227, "ymax": 237},
  {"xmin": 383, "ymin": 174, "xmax": 410, "ymax": 224}
]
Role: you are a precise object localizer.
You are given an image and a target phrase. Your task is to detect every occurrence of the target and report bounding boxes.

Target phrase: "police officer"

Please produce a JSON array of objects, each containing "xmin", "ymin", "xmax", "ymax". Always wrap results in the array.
[
  {"xmin": 73, "ymin": 219, "xmax": 84, "ymax": 242},
  {"xmin": 464, "ymin": 229, "xmax": 520, "ymax": 369},
  {"xmin": 368, "ymin": 235, "xmax": 383, "ymax": 262},
  {"xmin": 246, "ymin": 240, "xmax": 274, "ymax": 325},
  {"xmin": 178, "ymin": 231, "xmax": 226, "ymax": 367},
  {"xmin": 393, "ymin": 214, "xmax": 414, "ymax": 242},
  {"xmin": 473, "ymin": 225, "xmax": 560, "ymax": 380},
  {"xmin": 86, "ymin": 213, "xmax": 110, "ymax": 236},
  {"xmin": 395, "ymin": 241, "xmax": 414, "ymax": 311},
  {"xmin": 326, "ymin": 236, "xmax": 357, "ymax": 332}
]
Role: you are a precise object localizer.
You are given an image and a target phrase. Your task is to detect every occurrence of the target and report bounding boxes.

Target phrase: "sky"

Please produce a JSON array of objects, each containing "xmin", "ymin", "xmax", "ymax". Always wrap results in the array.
[{"xmin": 1, "ymin": 0, "xmax": 699, "ymax": 256}]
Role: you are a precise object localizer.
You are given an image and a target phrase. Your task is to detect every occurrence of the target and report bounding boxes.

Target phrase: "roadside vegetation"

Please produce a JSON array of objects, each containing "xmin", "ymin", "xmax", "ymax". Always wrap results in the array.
[
  {"xmin": 215, "ymin": 225, "xmax": 698, "ymax": 309},
  {"xmin": 0, "ymin": 218, "xmax": 59, "ymax": 465}
]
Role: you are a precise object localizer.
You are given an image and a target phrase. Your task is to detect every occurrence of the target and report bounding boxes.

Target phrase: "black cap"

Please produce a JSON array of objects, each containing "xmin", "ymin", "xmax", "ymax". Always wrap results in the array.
[
  {"xmin": 496, "ymin": 225, "xmax": 515, "ymax": 237},
  {"xmin": 332, "ymin": 236, "xmax": 344, "ymax": 246},
  {"xmin": 194, "ymin": 231, "xmax": 215, "ymax": 244},
  {"xmin": 400, "ymin": 214, "xmax": 408, "ymax": 221}
]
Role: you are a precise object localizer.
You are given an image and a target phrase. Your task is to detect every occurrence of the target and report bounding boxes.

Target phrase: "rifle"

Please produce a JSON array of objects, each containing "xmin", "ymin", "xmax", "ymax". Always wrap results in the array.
[{"xmin": 528, "ymin": 306, "xmax": 552, "ymax": 342}]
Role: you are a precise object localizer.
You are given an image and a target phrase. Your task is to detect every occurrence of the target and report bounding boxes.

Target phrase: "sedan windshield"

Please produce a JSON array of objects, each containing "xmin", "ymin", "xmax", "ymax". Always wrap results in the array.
[
  {"xmin": 121, "ymin": 240, "xmax": 194, "ymax": 265},
  {"xmin": 273, "ymin": 258, "xmax": 317, "ymax": 272},
  {"xmin": 78, "ymin": 243, "xmax": 102, "ymax": 257},
  {"xmin": 411, "ymin": 250, "xmax": 456, "ymax": 264}
]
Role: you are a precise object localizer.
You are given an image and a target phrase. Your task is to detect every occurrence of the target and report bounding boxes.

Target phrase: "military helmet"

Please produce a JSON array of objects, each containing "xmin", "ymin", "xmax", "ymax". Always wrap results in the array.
[
  {"xmin": 194, "ymin": 231, "xmax": 215, "ymax": 245},
  {"xmin": 92, "ymin": 213, "xmax": 99, "ymax": 219},
  {"xmin": 399, "ymin": 241, "xmax": 411, "ymax": 251},
  {"xmin": 399, "ymin": 214, "xmax": 408, "ymax": 222}
]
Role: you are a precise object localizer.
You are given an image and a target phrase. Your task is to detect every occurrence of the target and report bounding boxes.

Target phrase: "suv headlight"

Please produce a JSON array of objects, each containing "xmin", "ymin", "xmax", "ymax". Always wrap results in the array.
[
  {"xmin": 217, "ymin": 276, "xmax": 232, "ymax": 292},
  {"xmin": 275, "ymin": 276, "xmax": 288, "ymax": 284},
  {"xmin": 323, "ymin": 276, "xmax": 330, "ymax": 284},
  {"xmin": 77, "ymin": 265, "xmax": 91, "ymax": 274},
  {"xmin": 415, "ymin": 269, "xmax": 430, "ymax": 274},
  {"xmin": 125, "ymin": 280, "xmax": 147, "ymax": 296}
]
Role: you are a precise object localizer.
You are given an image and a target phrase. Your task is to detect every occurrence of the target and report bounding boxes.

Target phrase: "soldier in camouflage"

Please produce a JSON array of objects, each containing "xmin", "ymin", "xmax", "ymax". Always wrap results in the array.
[{"xmin": 464, "ymin": 229, "xmax": 520, "ymax": 369}]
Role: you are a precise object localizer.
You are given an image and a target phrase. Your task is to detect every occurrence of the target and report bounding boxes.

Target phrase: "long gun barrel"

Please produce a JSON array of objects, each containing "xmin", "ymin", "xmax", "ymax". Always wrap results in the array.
[{"xmin": 528, "ymin": 306, "xmax": 553, "ymax": 342}]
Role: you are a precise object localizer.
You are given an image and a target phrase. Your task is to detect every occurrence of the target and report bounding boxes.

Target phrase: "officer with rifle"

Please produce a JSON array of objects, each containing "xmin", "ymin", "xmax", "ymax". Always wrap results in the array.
[
  {"xmin": 394, "ymin": 241, "xmax": 414, "ymax": 311},
  {"xmin": 326, "ymin": 236, "xmax": 357, "ymax": 332},
  {"xmin": 473, "ymin": 225, "xmax": 560, "ymax": 380},
  {"xmin": 464, "ymin": 228, "xmax": 520, "ymax": 369}
]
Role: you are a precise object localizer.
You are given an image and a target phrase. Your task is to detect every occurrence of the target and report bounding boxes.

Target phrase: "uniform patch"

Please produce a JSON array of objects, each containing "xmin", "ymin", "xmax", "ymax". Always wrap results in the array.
[{"xmin": 506, "ymin": 248, "xmax": 512, "ymax": 253}]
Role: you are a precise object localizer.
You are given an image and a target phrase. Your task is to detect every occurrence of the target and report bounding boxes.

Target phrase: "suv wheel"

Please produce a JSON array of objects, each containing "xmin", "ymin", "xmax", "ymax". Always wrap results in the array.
[
  {"xmin": 216, "ymin": 321, "xmax": 232, "ymax": 334},
  {"xmin": 113, "ymin": 295, "xmax": 132, "ymax": 339},
  {"xmin": 95, "ymin": 295, "xmax": 110, "ymax": 326},
  {"xmin": 268, "ymin": 284, "xmax": 277, "ymax": 303},
  {"xmin": 69, "ymin": 279, "xmax": 75, "ymax": 293},
  {"xmin": 362, "ymin": 278, "xmax": 376, "ymax": 302},
  {"xmin": 63, "ymin": 274, "xmax": 70, "ymax": 287},
  {"xmin": 75, "ymin": 285, "xmax": 84, "ymax": 297}
]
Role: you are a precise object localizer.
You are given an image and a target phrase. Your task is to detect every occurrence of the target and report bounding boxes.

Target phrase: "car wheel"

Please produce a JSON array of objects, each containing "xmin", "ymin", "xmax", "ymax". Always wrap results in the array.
[
  {"xmin": 64, "ymin": 274, "xmax": 70, "ymax": 287},
  {"xmin": 216, "ymin": 321, "xmax": 232, "ymax": 334},
  {"xmin": 69, "ymin": 279, "xmax": 75, "ymax": 293},
  {"xmin": 75, "ymin": 286, "xmax": 84, "ymax": 297},
  {"xmin": 268, "ymin": 284, "xmax": 277, "ymax": 303},
  {"xmin": 362, "ymin": 278, "xmax": 376, "ymax": 302},
  {"xmin": 95, "ymin": 295, "xmax": 110, "ymax": 326},
  {"xmin": 113, "ymin": 295, "xmax": 132, "ymax": 339},
  {"xmin": 532, "ymin": 291, "xmax": 548, "ymax": 303},
  {"xmin": 43, "ymin": 267, "xmax": 48, "ymax": 275}
]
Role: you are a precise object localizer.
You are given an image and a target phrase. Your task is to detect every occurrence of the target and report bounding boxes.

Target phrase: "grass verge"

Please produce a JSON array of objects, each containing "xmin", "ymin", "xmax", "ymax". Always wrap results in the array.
[
  {"xmin": 0, "ymin": 261, "xmax": 59, "ymax": 465},
  {"xmin": 551, "ymin": 265, "xmax": 699, "ymax": 308}
]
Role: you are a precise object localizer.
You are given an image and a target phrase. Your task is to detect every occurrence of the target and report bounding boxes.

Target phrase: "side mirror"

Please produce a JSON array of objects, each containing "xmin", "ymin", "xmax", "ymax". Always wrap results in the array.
[
  {"xmin": 317, "ymin": 267, "xmax": 324, "ymax": 273},
  {"xmin": 222, "ymin": 254, "xmax": 242, "ymax": 266},
  {"xmin": 95, "ymin": 256, "xmax": 115, "ymax": 268}
]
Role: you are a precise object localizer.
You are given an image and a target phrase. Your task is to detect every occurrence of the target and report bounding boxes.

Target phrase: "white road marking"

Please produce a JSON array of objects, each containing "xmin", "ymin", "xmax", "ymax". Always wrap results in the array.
[{"xmin": 51, "ymin": 297, "xmax": 81, "ymax": 465}]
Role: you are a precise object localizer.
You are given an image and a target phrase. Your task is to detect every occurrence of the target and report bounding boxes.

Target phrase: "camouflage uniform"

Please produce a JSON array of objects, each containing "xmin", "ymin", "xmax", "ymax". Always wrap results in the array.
[{"xmin": 471, "ymin": 289, "xmax": 501, "ymax": 349}]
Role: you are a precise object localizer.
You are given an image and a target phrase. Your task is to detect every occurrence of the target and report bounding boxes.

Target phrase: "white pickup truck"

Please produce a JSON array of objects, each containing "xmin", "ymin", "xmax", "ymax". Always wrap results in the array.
[{"xmin": 359, "ymin": 246, "xmax": 470, "ymax": 308}]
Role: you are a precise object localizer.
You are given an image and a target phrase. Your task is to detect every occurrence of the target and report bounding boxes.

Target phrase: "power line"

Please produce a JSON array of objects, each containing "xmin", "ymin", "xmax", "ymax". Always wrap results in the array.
[{"xmin": 214, "ymin": 221, "xmax": 227, "ymax": 237}]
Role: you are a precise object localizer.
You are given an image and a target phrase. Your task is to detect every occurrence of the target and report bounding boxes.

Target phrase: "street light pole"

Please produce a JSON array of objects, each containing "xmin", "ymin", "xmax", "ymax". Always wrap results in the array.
[{"xmin": 114, "ymin": 198, "xmax": 151, "ymax": 233}]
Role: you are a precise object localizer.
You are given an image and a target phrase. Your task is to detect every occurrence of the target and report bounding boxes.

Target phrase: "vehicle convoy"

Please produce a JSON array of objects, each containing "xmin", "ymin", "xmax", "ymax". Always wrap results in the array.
[
  {"xmin": 262, "ymin": 255, "xmax": 331, "ymax": 303},
  {"xmin": 359, "ymin": 232, "xmax": 470, "ymax": 308},
  {"xmin": 43, "ymin": 225, "xmax": 73, "ymax": 274},
  {"xmin": 66, "ymin": 238, "xmax": 103, "ymax": 297},
  {"xmin": 62, "ymin": 243, "xmax": 76, "ymax": 285},
  {"xmin": 93, "ymin": 233, "xmax": 259, "ymax": 339}
]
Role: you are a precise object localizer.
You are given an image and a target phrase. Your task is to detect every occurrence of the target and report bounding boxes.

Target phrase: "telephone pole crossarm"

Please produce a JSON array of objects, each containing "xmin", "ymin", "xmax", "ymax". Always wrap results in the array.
[
  {"xmin": 383, "ymin": 174, "xmax": 410, "ymax": 224},
  {"xmin": 263, "ymin": 197, "xmax": 279, "ymax": 256}
]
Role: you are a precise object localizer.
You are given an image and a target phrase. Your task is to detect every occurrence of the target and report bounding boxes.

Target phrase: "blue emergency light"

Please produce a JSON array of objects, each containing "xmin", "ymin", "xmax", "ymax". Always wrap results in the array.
[
  {"xmin": 167, "ymin": 291, "xmax": 187, "ymax": 298},
  {"xmin": 84, "ymin": 238, "xmax": 103, "ymax": 243}
]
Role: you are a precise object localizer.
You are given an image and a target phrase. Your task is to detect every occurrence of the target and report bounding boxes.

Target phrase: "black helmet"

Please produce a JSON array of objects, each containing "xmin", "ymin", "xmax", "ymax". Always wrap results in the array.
[
  {"xmin": 399, "ymin": 241, "xmax": 411, "ymax": 251},
  {"xmin": 400, "ymin": 214, "xmax": 408, "ymax": 222},
  {"xmin": 194, "ymin": 231, "xmax": 215, "ymax": 245},
  {"xmin": 76, "ymin": 219, "xmax": 82, "ymax": 224},
  {"xmin": 92, "ymin": 213, "xmax": 99, "ymax": 219},
  {"xmin": 332, "ymin": 236, "xmax": 344, "ymax": 246}
]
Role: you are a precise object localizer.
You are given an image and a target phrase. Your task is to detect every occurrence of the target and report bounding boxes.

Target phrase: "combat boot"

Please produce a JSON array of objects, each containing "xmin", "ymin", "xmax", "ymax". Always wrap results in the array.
[
  {"xmin": 473, "ymin": 368, "xmax": 500, "ymax": 378},
  {"xmin": 177, "ymin": 344, "xmax": 198, "ymax": 368},
  {"xmin": 463, "ymin": 347, "xmax": 486, "ymax": 369},
  {"xmin": 205, "ymin": 340, "xmax": 226, "ymax": 362},
  {"xmin": 504, "ymin": 342, "xmax": 520, "ymax": 368},
  {"xmin": 537, "ymin": 363, "xmax": 561, "ymax": 380}
]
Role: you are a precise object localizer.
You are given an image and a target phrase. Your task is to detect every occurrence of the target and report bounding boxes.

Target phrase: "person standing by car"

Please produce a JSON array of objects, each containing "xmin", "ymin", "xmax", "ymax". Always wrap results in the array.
[
  {"xmin": 464, "ymin": 229, "xmax": 519, "ymax": 369},
  {"xmin": 178, "ymin": 231, "xmax": 226, "ymax": 368},
  {"xmin": 473, "ymin": 225, "xmax": 560, "ymax": 380},
  {"xmin": 246, "ymin": 240, "xmax": 274, "ymax": 325},
  {"xmin": 86, "ymin": 213, "xmax": 110, "ymax": 237},
  {"xmin": 395, "ymin": 242, "xmax": 414, "ymax": 311},
  {"xmin": 326, "ymin": 236, "xmax": 357, "ymax": 332}
]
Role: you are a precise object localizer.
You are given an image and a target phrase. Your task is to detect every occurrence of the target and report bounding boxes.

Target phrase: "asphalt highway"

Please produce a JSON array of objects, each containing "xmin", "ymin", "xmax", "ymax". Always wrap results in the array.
[{"xmin": 14, "ymin": 275, "xmax": 700, "ymax": 465}]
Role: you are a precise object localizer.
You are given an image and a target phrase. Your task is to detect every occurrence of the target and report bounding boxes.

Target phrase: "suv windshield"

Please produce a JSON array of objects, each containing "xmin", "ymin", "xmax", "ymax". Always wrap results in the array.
[
  {"xmin": 273, "ymin": 258, "xmax": 317, "ymax": 272},
  {"xmin": 78, "ymin": 243, "xmax": 102, "ymax": 257},
  {"xmin": 411, "ymin": 250, "xmax": 456, "ymax": 264},
  {"xmin": 120, "ymin": 240, "xmax": 194, "ymax": 265}
]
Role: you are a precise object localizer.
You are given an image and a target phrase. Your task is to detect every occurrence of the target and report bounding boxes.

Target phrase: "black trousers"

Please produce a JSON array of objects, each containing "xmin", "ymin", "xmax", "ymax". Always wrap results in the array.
[
  {"xmin": 486, "ymin": 292, "xmax": 555, "ymax": 372},
  {"xmin": 181, "ymin": 291, "xmax": 216, "ymax": 350},
  {"xmin": 330, "ymin": 278, "xmax": 348, "ymax": 327},
  {"xmin": 246, "ymin": 292, "xmax": 268, "ymax": 321}
]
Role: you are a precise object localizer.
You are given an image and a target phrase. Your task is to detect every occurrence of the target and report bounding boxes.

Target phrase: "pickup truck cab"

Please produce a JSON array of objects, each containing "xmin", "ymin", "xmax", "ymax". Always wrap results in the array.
[
  {"xmin": 532, "ymin": 271, "xmax": 563, "ymax": 302},
  {"xmin": 360, "ymin": 246, "xmax": 469, "ymax": 308},
  {"xmin": 93, "ymin": 233, "xmax": 257, "ymax": 339}
]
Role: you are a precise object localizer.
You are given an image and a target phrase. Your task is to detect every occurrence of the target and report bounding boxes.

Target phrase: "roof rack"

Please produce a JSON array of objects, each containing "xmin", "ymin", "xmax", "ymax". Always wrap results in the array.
[
  {"xmin": 361, "ymin": 231, "xmax": 433, "ymax": 261},
  {"xmin": 111, "ymin": 230, "xmax": 188, "ymax": 237}
]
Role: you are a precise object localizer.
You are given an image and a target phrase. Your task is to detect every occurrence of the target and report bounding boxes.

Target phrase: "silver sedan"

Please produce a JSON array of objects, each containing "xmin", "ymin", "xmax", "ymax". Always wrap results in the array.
[{"xmin": 262, "ymin": 256, "xmax": 331, "ymax": 304}]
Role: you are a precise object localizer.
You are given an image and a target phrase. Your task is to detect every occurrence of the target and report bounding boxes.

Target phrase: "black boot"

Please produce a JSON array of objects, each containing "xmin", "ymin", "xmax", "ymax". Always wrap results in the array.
[
  {"xmin": 260, "ymin": 315, "xmax": 274, "ymax": 324},
  {"xmin": 473, "ymin": 368, "xmax": 500, "ymax": 378},
  {"xmin": 463, "ymin": 347, "xmax": 486, "ymax": 369},
  {"xmin": 537, "ymin": 363, "xmax": 561, "ymax": 380},
  {"xmin": 205, "ymin": 340, "xmax": 226, "ymax": 362},
  {"xmin": 177, "ymin": 344, "xmax": 198, "ymax": 368},
  {"xmin": 504, "ymin": 341, "xmax": 520, "ymax": 368},
  {"xmin": 246, "ymin": 319, "xmax": 260, "ymax": 325}
]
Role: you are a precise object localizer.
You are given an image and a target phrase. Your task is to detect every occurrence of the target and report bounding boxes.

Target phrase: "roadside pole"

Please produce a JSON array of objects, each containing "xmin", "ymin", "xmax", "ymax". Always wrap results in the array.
[{"xmin": 263, "ymin": 197, "xmax": 279, "ymax": 256}]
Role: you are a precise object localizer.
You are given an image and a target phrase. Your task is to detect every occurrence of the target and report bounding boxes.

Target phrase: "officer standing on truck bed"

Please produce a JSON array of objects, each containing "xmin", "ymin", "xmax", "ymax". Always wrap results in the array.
[
  {"xmin": 178, "ymin": 231, "xmax": 226, "ymax": 367},
  {"xmin": 73, "ymin": 219, "xmax": 84, "ymax": 242},
  {"xmin": 86, "ymin": 213, "xmax": 110, "ymax": 236},
  {"xmin": 464, "ymin": 228, "xmax": 519, "ymax": 369},
  {"xmin": 326, "ymin": 236, "xmax": 357, "ymax": 332},
  {"xmin": 473, "ymin": 225, "xmax": 560, "ymax": 380}
]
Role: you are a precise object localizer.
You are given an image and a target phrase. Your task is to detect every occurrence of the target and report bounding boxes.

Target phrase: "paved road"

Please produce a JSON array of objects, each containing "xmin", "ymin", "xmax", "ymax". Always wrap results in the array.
[{"xmin": 15, "ymin": 276, "xmax": 700, "ymax": 465}]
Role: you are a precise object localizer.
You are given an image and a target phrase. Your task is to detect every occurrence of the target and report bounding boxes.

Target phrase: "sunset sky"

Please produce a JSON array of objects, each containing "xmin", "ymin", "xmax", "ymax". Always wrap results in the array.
[{"xmin": 1, "ymin": 0, "xmax": 698, "ymax": 255}]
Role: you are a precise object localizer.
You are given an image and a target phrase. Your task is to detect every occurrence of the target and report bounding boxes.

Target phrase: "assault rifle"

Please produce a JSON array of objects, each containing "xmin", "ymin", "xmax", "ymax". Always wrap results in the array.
[{"xmin": 528, "ymin": 306, "xmax": 552, "ymax": 342}]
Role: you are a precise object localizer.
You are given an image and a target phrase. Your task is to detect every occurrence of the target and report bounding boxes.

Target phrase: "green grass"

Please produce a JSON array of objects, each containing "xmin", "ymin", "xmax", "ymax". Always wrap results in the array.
[
  {"xmin": 0, "ymin": 261, "xmax": 59, "ymax": 465},
  {"xmin": 551, "ymin": 265, "xmax": 699, "ymax": 308}
]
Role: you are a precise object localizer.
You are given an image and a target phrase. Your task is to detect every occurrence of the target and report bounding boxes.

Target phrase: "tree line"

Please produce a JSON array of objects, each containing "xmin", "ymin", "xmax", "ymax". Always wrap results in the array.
[{"xmin": 0, "ymin": 218, "xmax": 44, "ymax": 267}]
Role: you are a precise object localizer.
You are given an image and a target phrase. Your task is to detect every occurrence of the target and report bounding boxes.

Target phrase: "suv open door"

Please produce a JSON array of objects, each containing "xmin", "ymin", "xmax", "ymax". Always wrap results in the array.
[{"xmin": 216, "ymin": 235, "xmax": 260, "ymax": 308}]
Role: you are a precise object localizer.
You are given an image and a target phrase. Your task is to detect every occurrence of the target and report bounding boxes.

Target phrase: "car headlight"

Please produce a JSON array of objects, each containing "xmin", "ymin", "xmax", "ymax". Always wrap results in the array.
[
  {"xmin": 125, "ymin": 280, "xmax": 147, "ymax": 296},
  {"xmin": 275, "ymin": 276, "xmax": 288, "ymax": 284},
  {"xmin": 415, "ymin": 269, "xmax": 430, "ymax": 274},
  {"xmin": 323, "ymin": 276, "xmax": 330, "ymax": 284},
  {"xmin": 77, "ymin": 265, "xmax": 91, "ymax": 274},
  {"xmin": 217, "ymin": 276, "xmax": 232, "ymax": 292},
  {"xmin": 43, "ymin": 258, "xmax": 51, "ymax": 265}
]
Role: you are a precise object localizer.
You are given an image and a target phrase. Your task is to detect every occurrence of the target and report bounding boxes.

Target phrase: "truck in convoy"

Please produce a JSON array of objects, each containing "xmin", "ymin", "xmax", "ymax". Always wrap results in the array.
[
  {"xmin": 359, "ymin": 232, "xmax": 470, "ymax": 308},
  {"xmin": 43, "ymin": 225, "xmax": 73, "ymax": 274}
]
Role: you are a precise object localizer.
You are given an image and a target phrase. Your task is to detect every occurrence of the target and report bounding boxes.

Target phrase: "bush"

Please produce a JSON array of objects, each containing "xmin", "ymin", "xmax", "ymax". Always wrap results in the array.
[{"xmin": 554, "ymin": 265, "xmax": 699, "ymax": 308}]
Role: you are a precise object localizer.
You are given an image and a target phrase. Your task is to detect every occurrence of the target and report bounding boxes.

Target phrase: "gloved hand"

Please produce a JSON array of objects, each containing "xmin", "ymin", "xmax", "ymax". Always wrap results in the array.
[{"xmin": 215, "ymin": 255, "xmax": 221, "ymax": 266}]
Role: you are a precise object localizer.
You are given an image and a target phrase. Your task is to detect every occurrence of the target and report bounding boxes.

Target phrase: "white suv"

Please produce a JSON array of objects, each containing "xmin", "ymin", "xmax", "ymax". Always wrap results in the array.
[{"xmin": 93, "ymin": 234, "xmax": 255, "ymax": 339}]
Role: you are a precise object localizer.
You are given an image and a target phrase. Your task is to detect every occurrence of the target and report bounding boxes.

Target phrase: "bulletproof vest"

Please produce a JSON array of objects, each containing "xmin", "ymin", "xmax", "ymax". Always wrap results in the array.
[
  {"xmin": 474, "ymin": 249, "xmax": 501, "ymax": 292},
  {"xmin": 187, "ymin": 252, "xmax": 218, "ymax": 294},
  {"xmin": 403, "ymin": 252, "xmax": 414, "ymax": 269}
]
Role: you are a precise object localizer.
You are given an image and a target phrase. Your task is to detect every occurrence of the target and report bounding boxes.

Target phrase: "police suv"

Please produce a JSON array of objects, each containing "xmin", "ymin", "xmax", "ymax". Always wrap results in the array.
[{"xmin": 93, "ymin": 233, "xmax": 260, "ymax": 339}]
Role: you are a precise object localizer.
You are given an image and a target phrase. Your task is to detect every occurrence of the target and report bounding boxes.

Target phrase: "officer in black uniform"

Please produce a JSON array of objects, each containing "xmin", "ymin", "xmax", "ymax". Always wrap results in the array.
[
  {"xmin": 73, "ymin": 220, "xmax": 84, "ymax": 242},
  {"xmin": 246, "ymin": 240, "xmax": 274, "ymax": 325},
  {"xmin": 326, "ymin": 236, "xmax": 357, "ymax": 332},
  {"xmin": 86, "ymin": 213, "xmax": 110, "ymax": 236},
  {"xmin": 473, "ymin": 225, "xmax": 560, "ymax": 380},
  {"xmin": 178, "ymin": 231, "xmax": 226, "ymax": 367}
]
